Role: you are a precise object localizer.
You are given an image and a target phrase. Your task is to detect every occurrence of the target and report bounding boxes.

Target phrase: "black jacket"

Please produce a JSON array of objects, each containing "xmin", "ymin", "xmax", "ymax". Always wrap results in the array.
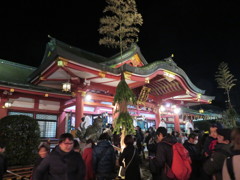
[
  {"xmin": 183, "ymin": 141, "xmax": 202, "ymax": 180},
  {"xmin": 154, "ymin": 135, "xmax": 177, "ymax": 180},
  {"xmin": 119, "ymin": 145, "xmax": 141, "ymax": 180},
  {"xmin": 33, "ymin": 146, "xmax": 85, "ymax": 180},
  {"xmin": 93, "ymin": 140, "xmax": 116, "ymax": 175},
  {"xmin": 183, "ymin": 141, "xmax": 200, "ymax": 161},
  {"xmin": 0, "ymin": 154, "xmax": 7, "ymax": 180},
  {"xmin": 31, "ymin": 157, "xmax": 48, "ymax": 180}
]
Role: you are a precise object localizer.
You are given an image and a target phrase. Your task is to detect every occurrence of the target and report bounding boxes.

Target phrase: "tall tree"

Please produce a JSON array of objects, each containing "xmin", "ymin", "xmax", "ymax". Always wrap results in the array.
[
  {"xmin": 99, "ymin": 0, "xmax": 143, "ymax": 59},
  {"xmin": 215, "ymin": 62, "xmax": 237, "ymax": 127},
  {"xmin": 215, "ymin": 62, "xmax": 237, "ymax": 108}
]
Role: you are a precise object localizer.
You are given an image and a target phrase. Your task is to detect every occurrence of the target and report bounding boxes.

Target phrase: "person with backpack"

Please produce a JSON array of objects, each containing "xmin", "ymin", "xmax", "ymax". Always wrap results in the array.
[
  {"xmin": 152, "ymin": 127, "xmax": 192, "ymax": 180},
  {"xmin": 222, "ymin": 128, "xmax": 240, "ymax": 180},
  {"xmin": 203, "ymin": 128, "xmax": 232, "ymax": 180}
]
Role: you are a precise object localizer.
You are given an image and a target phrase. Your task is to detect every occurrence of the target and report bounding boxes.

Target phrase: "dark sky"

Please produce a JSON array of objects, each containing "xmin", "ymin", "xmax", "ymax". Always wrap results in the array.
[{"xmin": 1, "ymin": 0, "xmax": 240, "ymax": 109}]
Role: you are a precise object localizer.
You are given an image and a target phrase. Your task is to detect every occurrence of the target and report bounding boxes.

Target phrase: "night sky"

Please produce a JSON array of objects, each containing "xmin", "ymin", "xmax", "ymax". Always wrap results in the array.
[{"xmin": 1, "ymin": 0, "xmax": 240, "ymax": 109}]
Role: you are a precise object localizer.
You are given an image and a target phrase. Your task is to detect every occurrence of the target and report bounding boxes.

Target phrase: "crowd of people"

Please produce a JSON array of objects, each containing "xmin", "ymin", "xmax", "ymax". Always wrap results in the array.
[{"xmin": 1, "ymin": 124, "xmax": 240, "ymax": 180}]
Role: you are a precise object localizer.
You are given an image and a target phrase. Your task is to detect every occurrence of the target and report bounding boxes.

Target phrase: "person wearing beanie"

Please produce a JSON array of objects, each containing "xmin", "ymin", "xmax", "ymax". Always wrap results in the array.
[{"xmin": 203, "ymin": 128, "xmax": 232, "ymax": 180}]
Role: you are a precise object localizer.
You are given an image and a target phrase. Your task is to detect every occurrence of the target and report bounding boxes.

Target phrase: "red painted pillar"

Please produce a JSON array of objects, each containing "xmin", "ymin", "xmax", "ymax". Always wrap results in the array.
[
  {"xmin": 75, "ymin": 91, "xmax": 84, "ymax": 129},
  {"xmin": 174, "ymin": 114, "xmax": 181, "ymax": 132},
  {"xmin": 57, "ymin": 111, "xmax": 66, "ymax": 137},
  {"xmin": 156, "ymin": 107, "xmax": 161, "ymax": 128},
  {"xmin": 0, "ymin": 98, "xmax": 8, "ymax": 119}
]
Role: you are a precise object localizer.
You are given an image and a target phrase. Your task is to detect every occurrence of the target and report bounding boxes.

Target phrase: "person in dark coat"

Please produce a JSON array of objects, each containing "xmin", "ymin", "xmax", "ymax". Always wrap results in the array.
[
  {"xmin": 203, "ymin": 124, "xmax": 218, "ymax": 157},
  {"xmin": 33, "ymin": 133, "xmax": 85, "ymax": 180},
  {"xmin": 31, "ymin": 142, "xmax": 50, "ymax": 180},
  {"xmin": 183, "ymin": 133, "xmax": 201, "ymax": 180},
  {"xmin": 0, "ymin": 142, "xmax": 7, "ymax": 180},
  {"xmin": 119, "ymin": 135, "xmax": 141, "ymax": 180},
  {"xmin": 203, "ymin": 128, "xmax": 232, "ymax": 180},
  {"xmin": 135, "ymin": 126, "xmax": 144, "ymax": 156},
  {"xmin": 93, "ymin": 133, "xmax": 116, "ymax": 180},
  {"xmin": 152, "ymin": 127, "xmax": 177, "ymax": 180}
]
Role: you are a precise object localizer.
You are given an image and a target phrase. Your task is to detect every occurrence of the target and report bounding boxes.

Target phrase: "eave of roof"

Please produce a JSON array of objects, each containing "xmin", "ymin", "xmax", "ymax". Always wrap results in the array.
[
  {"xmin": 0, "ymin": 59, "xmax": 36, "ymax": 83},
  {"xmin": 0, "ymin": 80, "xmax": 71, "ymax": 97}
]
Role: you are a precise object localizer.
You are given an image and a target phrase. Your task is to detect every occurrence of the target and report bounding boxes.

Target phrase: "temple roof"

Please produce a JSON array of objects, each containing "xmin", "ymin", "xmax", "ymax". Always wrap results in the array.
[
  {"xmin": 0, "ymin": 37, "xmax": 215, "ymax": 104},
  {"xmin": 0, "ymin": 59, "xmax": 36, "ymax": 83},
  {"xmin": 0, "ymin": 59, "xmax": 71, "ymax": 98}
]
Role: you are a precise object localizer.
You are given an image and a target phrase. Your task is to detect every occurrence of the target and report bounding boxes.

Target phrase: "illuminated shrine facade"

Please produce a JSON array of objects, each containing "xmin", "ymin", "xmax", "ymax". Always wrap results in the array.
[{"xmin": 0, "ymin": 38, "xmax": 214, "ymax": 138}]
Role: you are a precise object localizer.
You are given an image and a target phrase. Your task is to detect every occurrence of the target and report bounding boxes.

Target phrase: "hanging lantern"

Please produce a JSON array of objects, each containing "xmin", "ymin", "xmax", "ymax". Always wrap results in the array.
[
  {"xmin": 199, "ymin": 108, "xmax": 204, "ymax": 113},
  {"xmin": 62, "ymin": 82, "xmax": 71, "ymax": 92},
  {"xmin": 4, "ymin": 101, "xmax": 12, "ymax": 108}
]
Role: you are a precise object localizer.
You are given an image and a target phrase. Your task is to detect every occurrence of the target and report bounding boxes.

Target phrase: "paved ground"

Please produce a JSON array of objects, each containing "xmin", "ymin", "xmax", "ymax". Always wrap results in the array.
[{"xmin": 140, "ymin": 158, "xmax": 152, "ymax": 180}]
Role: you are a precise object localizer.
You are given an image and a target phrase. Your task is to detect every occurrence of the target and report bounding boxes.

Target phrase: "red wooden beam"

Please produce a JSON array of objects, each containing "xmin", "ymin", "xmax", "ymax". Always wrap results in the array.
[
  {"xmin": 158, "ymin": 90, "xmax": 187, "ymax": 100},
  {"xmin": 87, "ymin": 92, "xmax": 114, "ymax": 102},
  {"xmin": 0, "ymin": 86, "xmax": 71, "ymax": 99},
  {"xmin": 8, "ymin": 106, "xmax": 60, "ymax": 114},
  {"xmin": 129, "ymin": 81, "xmax": 146, "ymax": 89},
  {"xmin": 33, "ymin": 63, "xmax": 59, "ymax": 84},
  {"xmin": 67, "ymin": 62, "xmax": 120, "ymax": 80},
  {"xmin": 88, "ymin": 82, "xmax": 116, "ymax": 95},
  {"xmin": 61, "ymin": 67, "xmax": 79, "ymax": 78},
  {"xmin": 84, "ymin": 101, "xmax": 113, "ymax": 108}
]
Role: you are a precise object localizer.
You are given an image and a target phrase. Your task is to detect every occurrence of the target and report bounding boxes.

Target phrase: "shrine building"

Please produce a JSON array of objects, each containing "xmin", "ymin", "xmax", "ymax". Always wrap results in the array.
[{"xmin": 0, "ymin": 37, "xmax": 215, "ymax": 138}]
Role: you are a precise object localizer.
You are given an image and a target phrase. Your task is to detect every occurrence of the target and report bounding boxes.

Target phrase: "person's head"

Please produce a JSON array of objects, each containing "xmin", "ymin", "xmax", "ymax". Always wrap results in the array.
[
  {"xmin": 124, "ymin": 135, "xmax": 134, "ymax": 146},
  {"xmin": 145, "ymin": 130, "xmax": 150, "ymax": 136},
  {"xmin": 136, "ymin": 126, "xmax": 140, "ymax": 131},
  {"xmin": 0, "ymin": 142, "xmax": 6, "ymax": 153},
  {"xmin": 81, "ymin": 117, "xmax": 85, "ymax": 122},
  {"xmin": 99, "ymin": 132, "xmax": 111, "ymax": 141},
  {"xmin": 217, "ymin": 129, "xmax": 231, "ymax": 144},
  {"xmin": 73, "ymin": 140, "xmax": 80, "ymax": 152},
  {"xmin": 210, "ymin": 124, "xmax": 218, "ymax": 138},
  {"xmin": 188, "ymin": 133, "xmax": 198, "ymax": 144},
  {"xmin": 86, "ymin": 139, "xmax": 95, "ymax": 148},
  {"xmin": 156, "ymin": 127, "xmax": 167, "ymax": 142},
  {"xmin": 38, "ymin": 143, "xmax": 50, "ymax": 158},
  {"xmin": 59, "ymin": 133, "xmax": 74, "ymax": 153},
  {"xmin": 231, "ymin": 128, "xmax": 240, "ymax": 150}
]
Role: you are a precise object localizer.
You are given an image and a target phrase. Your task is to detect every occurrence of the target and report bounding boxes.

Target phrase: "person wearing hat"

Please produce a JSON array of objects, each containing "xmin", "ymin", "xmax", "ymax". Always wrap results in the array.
[{"xmin": 203, "ymin": 128, "xmax": 232, "ymax": 180}]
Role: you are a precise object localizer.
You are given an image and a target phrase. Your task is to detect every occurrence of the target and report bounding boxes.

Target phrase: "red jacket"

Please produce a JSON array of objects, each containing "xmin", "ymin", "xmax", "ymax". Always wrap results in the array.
[{"xmin": 83, "ymin": 148, "xmax": 94, "ymax": 180}]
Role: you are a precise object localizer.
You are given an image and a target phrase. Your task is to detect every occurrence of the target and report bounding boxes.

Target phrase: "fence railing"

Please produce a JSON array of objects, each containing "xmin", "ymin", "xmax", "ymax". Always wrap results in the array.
[{"xmin": 3, "ymin": 165, "xmax": 33, "ymax": 180}]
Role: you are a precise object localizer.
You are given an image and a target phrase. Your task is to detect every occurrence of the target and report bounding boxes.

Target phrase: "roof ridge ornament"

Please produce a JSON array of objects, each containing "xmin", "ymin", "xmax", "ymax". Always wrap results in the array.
[
  {"xmin": 164, "ymin": 54, "xmax": 177, "ymax": 67},
  {"xmin": 47, "ymin": 35, "xmax": 56, "ymax": 51}
]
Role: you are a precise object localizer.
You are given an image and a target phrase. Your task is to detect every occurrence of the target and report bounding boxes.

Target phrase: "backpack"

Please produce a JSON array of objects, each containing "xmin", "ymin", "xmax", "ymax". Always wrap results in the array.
[
  {"xmin": 208, "ymin": 139, "xmax": 218, "ymax": 153},
  {"xmin": 165, "ymin": 142, "xmax": 192, "ymax": 180}
]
